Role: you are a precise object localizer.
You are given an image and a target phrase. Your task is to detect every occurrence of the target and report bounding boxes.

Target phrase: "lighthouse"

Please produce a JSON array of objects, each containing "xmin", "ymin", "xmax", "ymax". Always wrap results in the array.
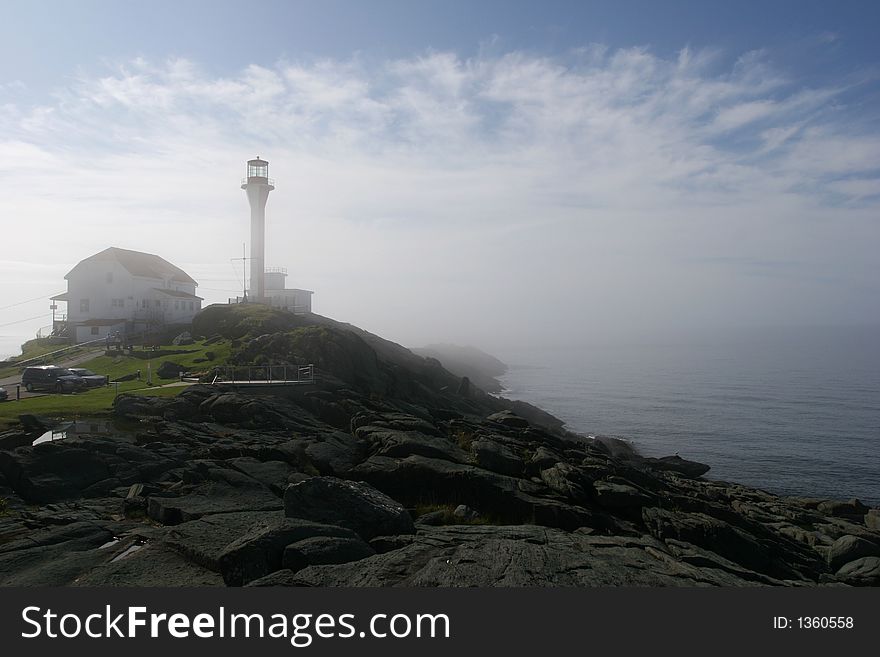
[{"xmin": 241, "ymin": 157, "xmax": 274, "ymax": 301}]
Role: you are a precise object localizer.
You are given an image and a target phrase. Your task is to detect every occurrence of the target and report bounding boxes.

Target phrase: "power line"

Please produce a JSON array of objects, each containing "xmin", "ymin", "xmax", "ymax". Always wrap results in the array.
[
  {"xmin": 0, "ymin": 295, "xmax": 49, "ymax": 312},
  {"xmin": 0, "ymin": 313, "xmax": 50, "ymax": 329}
]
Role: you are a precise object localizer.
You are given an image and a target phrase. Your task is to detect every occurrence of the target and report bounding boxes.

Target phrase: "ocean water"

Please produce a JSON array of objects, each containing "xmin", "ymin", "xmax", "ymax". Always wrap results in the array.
[{"xmin": 497, "ymin": 326, "xmax": 880, "ymax": 506}]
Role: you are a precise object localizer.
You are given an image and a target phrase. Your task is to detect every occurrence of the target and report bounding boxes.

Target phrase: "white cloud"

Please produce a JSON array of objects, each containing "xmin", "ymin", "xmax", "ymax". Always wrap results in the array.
[{"xmin": 0, "ymin": 46, "xmax": 878, "ymax": 354}]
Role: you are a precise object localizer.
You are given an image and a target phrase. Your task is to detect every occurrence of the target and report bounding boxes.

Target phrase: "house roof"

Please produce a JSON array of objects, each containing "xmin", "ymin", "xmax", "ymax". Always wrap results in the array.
[
  {"xmin": 50, "ymin": 291, "xmax": 69, "ymax": 301},
  {"xmin": 152, "ymin": 288, "xmax": 203, "ymax": 300},
  {"xmin": 65, "ymin": 247, "xmax": 197, "ymax": 285}
]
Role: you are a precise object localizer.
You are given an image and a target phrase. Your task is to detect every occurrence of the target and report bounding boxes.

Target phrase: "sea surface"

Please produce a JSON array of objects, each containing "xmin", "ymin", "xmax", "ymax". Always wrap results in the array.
[{"xmin": 496, "ymin": 326, "xmax": 880, "ymax": 506}]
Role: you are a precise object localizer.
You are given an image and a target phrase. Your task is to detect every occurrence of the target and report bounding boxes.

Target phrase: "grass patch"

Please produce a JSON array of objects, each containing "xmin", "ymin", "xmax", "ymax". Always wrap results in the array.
[
  {"xmin": 0, "ymin": 382, "xmax": 188, "ymax": 428},
  {"xmin": 453, "ymin": 429, "xmax": 475, "ymax": 452},
  {"xmin": 78, "ymin": 338, "xmax": 232, "ymax": 382},
  {"xmin": 414, "ymin": 503, "xmax": 497, "ymax": 526}
]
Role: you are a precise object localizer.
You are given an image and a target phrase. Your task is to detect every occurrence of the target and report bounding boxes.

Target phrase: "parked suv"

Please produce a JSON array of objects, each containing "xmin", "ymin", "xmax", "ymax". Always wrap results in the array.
[{"xmin": 21, "ymin": 366, "xmax": 87, "ymax": 393}]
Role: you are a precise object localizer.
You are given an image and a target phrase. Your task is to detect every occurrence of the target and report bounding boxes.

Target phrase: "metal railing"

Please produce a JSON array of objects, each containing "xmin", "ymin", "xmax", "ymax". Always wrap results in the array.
[
  {"xmin": 240, "ymin": 177, "xmax": 276, "ymax": 187},
  {"xmin": 212, "ymin": 364, "xmax": 315, "ymax": 384},
  {"xmin": 6, "ymin": 336, "xmax": 109, "ymax": 369}
]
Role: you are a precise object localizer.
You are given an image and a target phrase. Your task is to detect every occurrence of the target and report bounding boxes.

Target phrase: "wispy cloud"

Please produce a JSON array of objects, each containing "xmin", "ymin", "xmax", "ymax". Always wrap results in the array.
[{"xmin": 1, "ymin": 46, "xmax": 878, "ymax": 350}]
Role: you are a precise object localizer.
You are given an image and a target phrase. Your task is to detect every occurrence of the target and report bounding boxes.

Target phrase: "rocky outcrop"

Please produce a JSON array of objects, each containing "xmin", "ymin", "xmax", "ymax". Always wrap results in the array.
[
  {"xmin": 283, "ymin": 477, "xmax": 415, "ymax": 540},
  {"xmin": 1, "ymin": 305, "xmax": 878, "ymax": 587}
]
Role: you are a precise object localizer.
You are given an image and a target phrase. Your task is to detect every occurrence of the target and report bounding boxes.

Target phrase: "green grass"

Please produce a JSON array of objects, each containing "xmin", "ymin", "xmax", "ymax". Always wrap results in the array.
[
  {"xmin": 0, "ymin": 338, "xmax": 232, "ymax": 428},
  {"xmin": 76, "ymin": 338, "xmax": 231, "ymax": 381},
  {"xmin": 0, "ymin": 382, "xmax": 188, "ymax": 428}
]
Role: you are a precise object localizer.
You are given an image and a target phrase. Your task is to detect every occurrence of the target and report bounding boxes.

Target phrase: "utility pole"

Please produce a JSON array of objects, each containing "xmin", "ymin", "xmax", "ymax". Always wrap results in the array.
[{"xmin": 230, "ymin": 243, "xmax": 250, "ymax": 302}]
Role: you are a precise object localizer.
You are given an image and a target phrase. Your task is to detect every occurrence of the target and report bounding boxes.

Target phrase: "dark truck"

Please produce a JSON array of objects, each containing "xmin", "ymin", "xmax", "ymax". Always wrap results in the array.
[{"xmin": 21, "ymin": 366, "xmax": 87, "ymax": 393}]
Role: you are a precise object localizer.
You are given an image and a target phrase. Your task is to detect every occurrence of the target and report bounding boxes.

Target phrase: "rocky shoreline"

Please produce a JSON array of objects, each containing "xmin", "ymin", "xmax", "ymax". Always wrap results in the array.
[{"xmin": 0, "ymin": 306, "xmax": 878, "ymax": 587}]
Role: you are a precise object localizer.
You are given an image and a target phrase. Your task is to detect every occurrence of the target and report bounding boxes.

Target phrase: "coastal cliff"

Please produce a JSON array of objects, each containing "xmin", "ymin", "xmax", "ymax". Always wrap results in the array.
[{"xmin": 0, "ymin": 305, "xmax": 878, "ymax": 587}]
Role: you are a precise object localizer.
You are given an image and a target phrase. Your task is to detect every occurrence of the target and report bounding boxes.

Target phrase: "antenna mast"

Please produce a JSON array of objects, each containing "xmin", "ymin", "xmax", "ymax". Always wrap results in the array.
[{"xmin": 230, "ymin": 242, "xmax": 250, "ymax": 302}]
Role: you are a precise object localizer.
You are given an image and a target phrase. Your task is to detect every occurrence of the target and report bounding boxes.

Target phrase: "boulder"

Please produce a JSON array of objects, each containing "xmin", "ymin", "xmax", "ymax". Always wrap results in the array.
[
  {"xmin": 817, "ymin": 498, "xmax": 870, "ymax": 518},
  {"xmin": 827, "ymin": 535, "xmax": 880, "ymax": 571},
  {"xmin": 365, "ymin": 429, "xmax": 469, "ymax": 464},
  {"xmin": 835, "ymin": 556, "xmax": 880, "ymax": 586},
  {"xmin": 282, "ymin": 535, "xmax": 375, "ymax": 572},
  {"xmin": 288, "ymin": 431, "xmax": 365, "ymax": 476},
  {"xmin": 593, "ymin": 480, "xmax": 653, "ymax": 510},
  {"xmin": 540, "ymin": 463, "xmax": 594, "ymax": 505},
  {"xmin": 0, "ymin": 444, "xmax": 112, "ymax": 503},
  {"xmin": 642, "ymin": 507, "xmax": 776, "ymax": 577},
  {"xmin": 453, "ymin": 504, "xmax": 480, "ymax": 521},
  {"xmin": 283, "ymin": 477, "xmax": 415, "ymax": 540},
  {"xmin": 864, "ymin": 509, "xmax": 880, "ymax": 531},
  {"xmin": 471, "ymin": 438, "xmax": 524, "ymax": 476},
  {"xmin": 642, "ymin": 455, "xmax": 710, "ymax": 479},
  {"xmin": 485, "ymin": 411, "xmax": 529, "ymax": 429},
  {"xmin": 147, "ymin": 487, "xmax": 282, "ymax": 525},
  {"xmin": 217, "ymin": 518, "xmax": 361, "ymax": 586},
  {"xmin": 156, "ymin": 361, "xmax": 185, "ymax": 379}
]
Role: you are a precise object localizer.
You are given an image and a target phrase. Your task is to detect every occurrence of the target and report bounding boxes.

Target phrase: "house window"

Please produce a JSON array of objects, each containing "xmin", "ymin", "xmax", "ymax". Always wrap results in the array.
[
  {"xmin": 174, "ymin": 301, "xmax": 179, "ymax": 310},
  {"xmin": 111, "ymin": 298, "xmax": 124, "ymax": 308},
  {"xmin": 154, "ymin": 300, "xmax": 160, "ymax": 308},
  {"xmin": 80, "ymin": 299, "xmax": 89, "ymax": 313},
  {"xmin": 189, "ymin": 301, "xmax": 194, "ymax": 311},
  {"xmin": 106, "ymin": 272, "xmax": 113, "ymax": 284},
  {"xmin": 91, "ymin": 326, "xmax": 99, "ymax": 335}
]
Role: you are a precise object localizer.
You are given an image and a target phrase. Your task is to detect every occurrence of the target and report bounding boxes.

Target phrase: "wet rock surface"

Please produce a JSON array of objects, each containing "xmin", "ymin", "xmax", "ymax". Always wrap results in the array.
[{"xmin": 1, "ymin": 309, "xmax": 878, "ymax": 587}]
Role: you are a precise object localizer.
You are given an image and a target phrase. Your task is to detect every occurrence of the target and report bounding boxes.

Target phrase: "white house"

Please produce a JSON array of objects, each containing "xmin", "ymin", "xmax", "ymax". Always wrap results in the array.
[{"xmin": 52, "ymin": 247, "xmax": 202, "ymax": 344}]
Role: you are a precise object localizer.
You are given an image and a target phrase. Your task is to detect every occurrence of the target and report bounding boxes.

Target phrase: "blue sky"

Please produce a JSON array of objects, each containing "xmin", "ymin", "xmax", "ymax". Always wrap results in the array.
[{"xmin": 1, "ymin": 1, "xmax": 879, "ymax": 356}]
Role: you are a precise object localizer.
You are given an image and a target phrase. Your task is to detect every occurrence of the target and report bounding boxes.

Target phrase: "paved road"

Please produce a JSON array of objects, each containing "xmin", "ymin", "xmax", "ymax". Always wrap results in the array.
[{"xmin": 0, "ymin": 349, "xmax": 105, "ymax": 400}]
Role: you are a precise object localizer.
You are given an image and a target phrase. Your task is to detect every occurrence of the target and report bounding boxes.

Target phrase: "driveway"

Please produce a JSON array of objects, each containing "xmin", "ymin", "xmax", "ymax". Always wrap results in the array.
[{"xmin": 0, "ymin": 348, "xmax": 105, "ymax": 400}]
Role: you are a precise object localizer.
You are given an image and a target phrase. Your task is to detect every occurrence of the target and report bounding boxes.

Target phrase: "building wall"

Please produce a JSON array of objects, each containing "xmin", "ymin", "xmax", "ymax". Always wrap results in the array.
[
  {"xmin": 268, "ymin": 289, "xmax": 312, "ymax": 314},
  {"xmin": 75, "ymin": 321, "xmax": 126, "ymax": 344},
  {"xmin": 66, "ymin": 258, "xmax": 200, "ymax": 342}
]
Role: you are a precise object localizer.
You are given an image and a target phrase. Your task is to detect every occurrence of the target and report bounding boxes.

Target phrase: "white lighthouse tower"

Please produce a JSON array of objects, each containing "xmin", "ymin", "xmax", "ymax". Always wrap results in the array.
[{"xmin": 241, "ymin": 157, "xmax": 274, "ymax": 301}]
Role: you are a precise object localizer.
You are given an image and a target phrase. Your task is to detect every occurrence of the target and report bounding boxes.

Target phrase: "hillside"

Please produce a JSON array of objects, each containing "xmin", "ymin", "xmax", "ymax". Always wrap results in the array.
[
  {"xmin": 0, "ymin": 304, "xmax": 877, "ymax": 587},
  {"xmin": 411, "ymin": 344, "xmax": 508, "ymax": 393}
]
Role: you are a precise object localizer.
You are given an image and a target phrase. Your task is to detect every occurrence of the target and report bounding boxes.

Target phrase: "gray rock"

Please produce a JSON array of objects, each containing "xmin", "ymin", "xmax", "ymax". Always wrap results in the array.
[
  {"xmin": 0, "ymin": 443, "xmax": 112, "ymax": 502},
  {"xmin": 416, "ymin": 510, "xmax": 446, "ymax": 526},
  {"xmin": 642, "ymin": 455, "xmax": 710, "ymax": 479},
  {"xmin": 593, "ymin": 480, "xmax": 653, "ymax": 509},
  {"xmin": 285, "ymin": 525, "xmax": 766, "ymax": 587},
  {"xmin": 74, "ymin": 544, "xmax": 223, "ymax": 586},
  {"xmin": 540, "ymin": 463, "xmax": 594, "ymax": 505},
  {"xmin": 471, "ymin": 438, "xmax": 524, "ymax": 476},
  {"xmin": 642, "ymin": 507, "xmax": 776, "ymax": 577},
  {"xmin": 227, "ymin": 457, "xmax": 298, "ymax": 495},
  {"xmin": 217, "ymin": 518, "xmax": 360, "ymax": 586},
  {"xmin": 864, "ymin": 509, "xmax": 880, "ymax": 531},
  {"xmin": 0, "ymin": 521, "xmax": 115, "ymax": 586},
  {"xmin": 529, "ymin": 446, "xmax": 562, "ymax": 472},
  {"xmin": 283, "ymin": 476, "xmax": 415, "ymax": 540},
  {"xmin": 366, "ymin": 429, "xmax": 469, "ymax": 464},
  {"xmin": 827, "ymin": 534, "xmax": 880, "ymax": 571},
  {"xmin": 289, "ymin": 431, "xmax": 365, "ymax": 476},
  {"xmin": 369, "ymin": 535, "xmax": 415, "ymax": 553},
  {"xmin": 485, "ymin": 411, "xmax": 529, "ymax": 429},
  {"xmin": 282, "ymin": 535, "xmax": 375, "ymax": 572},
  {"xmin": 147, "ymin": 486, "xmax": 282, "ymax": 525},
  {"xmin": 817, "ymin": 498, "xmax": 870, "ymax": 518},
  {"xmin": 453, "ymin": 504, "xmax": 479, "ymax": 521},
  {"xmin": 835, "ymin": 556, "xmax": 880, "ymax": 586},
  {"xmin": 352, "ymin": 454, "xmax": 595, "ymax": 530}
]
